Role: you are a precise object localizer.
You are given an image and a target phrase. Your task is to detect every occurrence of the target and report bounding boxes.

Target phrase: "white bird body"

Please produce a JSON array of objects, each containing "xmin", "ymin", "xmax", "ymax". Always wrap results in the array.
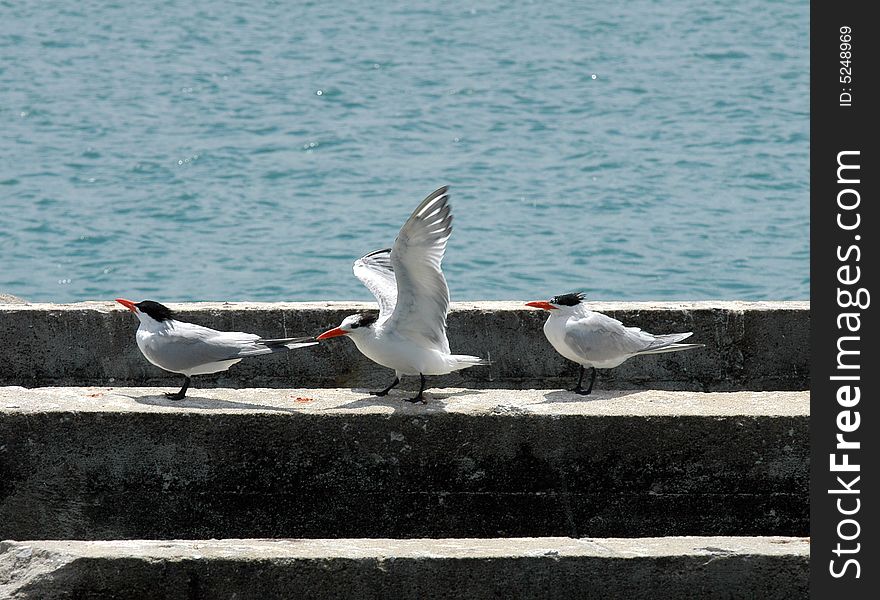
[
  {"xmin": 118, "ymin": 298, "xmax": 316, "ymax": 399},
  {"xmin": 346, "ymin": 324, "xmax": 485, "ymax": 377},
  {"xmin": 318, "ymin": 186, "xmax": 488, "ymax": 401},
  {"xmin": 527, "ymin": 293, "xmax": 702, "ymax": 394}
]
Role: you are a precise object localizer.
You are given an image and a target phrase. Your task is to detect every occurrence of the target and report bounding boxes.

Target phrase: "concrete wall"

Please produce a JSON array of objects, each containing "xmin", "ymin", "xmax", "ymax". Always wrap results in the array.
[
  {"xmin": 0, "ymin": 301, "xmax": 810, "ymax": 597},
  {"xmin": 0, "ymin": 387, "xmax": 808, "ymax": 541},
  {"xmin": 0, "ymin": 537, "xmax": 809, "ymax": 600},
  {"xmin": 0, "ymin": 301, "xmax": 809, "ymax": 391}
]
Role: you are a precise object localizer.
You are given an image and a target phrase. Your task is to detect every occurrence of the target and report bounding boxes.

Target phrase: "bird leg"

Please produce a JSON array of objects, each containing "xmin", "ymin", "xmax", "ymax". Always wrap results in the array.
[
  {"xmin": 165, "ymin": 376, "xmax": 191, "ymax": 401},
  {"xmin": 584, "ymin": 366, "xmax": 597, "ymax": 394},
  {"xmin": 569, "ymin": 365, "xmax": 586, "ymax": 392},
  {"xmin": 406, "ymin": 374, "xmax": 427, "ymax": 403},
  {"xmin": 571, "ymin": 366, "xmax": 596, "ymax": 396},
  {"xmin": 372, "ymin": 376, "xmax": 400, "ymax": 397}
]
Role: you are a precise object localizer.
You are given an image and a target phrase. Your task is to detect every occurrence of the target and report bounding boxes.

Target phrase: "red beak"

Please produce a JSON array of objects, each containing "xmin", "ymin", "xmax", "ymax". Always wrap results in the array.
[
  {"xmin": 525, "ymin": 301, "xmax": 557, "ymax": 311},
  {"xmin": 316, "ymin": 327, "xmax": 349, "ymax": 340},
  {"xmin": 115, "ymin": 298, "xmax": 138, "ymax": 313}
]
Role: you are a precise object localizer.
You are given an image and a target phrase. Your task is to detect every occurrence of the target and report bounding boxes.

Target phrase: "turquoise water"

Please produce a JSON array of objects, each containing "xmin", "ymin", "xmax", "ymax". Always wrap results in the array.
[{"xmin": 0, "ymin": 0, "xmax": 808, "ymax": 303}]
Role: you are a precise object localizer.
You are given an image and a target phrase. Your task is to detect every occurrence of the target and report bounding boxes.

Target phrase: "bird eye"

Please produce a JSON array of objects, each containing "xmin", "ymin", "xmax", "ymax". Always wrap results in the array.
[{"xmin": 351, "ymin": 323, "xmax": 359, "ymax": 329}]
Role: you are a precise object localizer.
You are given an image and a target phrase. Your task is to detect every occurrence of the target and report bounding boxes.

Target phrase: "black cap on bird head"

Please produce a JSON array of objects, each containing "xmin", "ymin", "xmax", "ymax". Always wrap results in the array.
[
  {"xmin": 350, "ymin": 312, "xmax": 379, "ymax": 329},
  {"xmin": 135, "ymin": 300, "xmax": 176, "ymax": 322},
  {"xmin": 550, "ymin": 292, "xmax": 586, "ymax": 307}
]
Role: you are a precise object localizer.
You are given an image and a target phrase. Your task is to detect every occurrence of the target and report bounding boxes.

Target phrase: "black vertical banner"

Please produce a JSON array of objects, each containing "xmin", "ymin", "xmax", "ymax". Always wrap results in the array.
[{"xmin": 811, "ymin": 0, "xmax": 878, "ymax": 597}]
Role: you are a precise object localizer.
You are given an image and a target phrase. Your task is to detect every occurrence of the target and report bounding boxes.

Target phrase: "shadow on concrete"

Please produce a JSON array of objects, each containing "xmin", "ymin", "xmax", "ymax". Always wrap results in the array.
[
  {"xmin": 429, "ymin": 388, "xmax": 488, "ymax": 400},
  {"xmin": 335, "ymin": 388, "xmax": 487, "ymax": 412},
  {"xmin": 126, "ymin": 393, "xmax": 301, "ymax": 414},
  {"xmin": 539, "ymin": 389, "xmax": 642, "ymax": 404}
]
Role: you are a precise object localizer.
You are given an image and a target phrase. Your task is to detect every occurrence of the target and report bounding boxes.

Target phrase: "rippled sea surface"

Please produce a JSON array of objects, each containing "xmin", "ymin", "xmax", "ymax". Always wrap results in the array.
[{"xmin": 1, "ymin": 0, "xmax": 808, "ymax": 303}]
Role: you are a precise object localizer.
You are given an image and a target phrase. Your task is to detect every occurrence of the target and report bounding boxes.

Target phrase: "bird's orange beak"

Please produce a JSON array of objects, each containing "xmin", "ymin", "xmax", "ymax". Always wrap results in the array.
[
  {"xmin": 525, "ymin": 301, "xmax": 557, "ymax": 311},
  {"xmin": 116, "ymin": 298, "xmax": 138, "ymax": 313},
  {"xmin": 316, "ymin": 327, "xmax": 349, "ymax": 340}
]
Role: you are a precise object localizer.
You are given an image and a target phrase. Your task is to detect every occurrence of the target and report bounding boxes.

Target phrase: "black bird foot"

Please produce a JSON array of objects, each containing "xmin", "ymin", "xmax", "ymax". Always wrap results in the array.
[
  {"xmin": 406, "ymin": 374, "xmax": 427, "ymax": 403},
  {"xmin": 372, "ymin": 377, "xmax": 400, "ymax": 397},
  {"xmin": 569, "ymin": 367, "xmax": 596, "ymax": 396},
  {"xmin": 166, "ymin": 376, "xmax": 191, "ymax": 401}
]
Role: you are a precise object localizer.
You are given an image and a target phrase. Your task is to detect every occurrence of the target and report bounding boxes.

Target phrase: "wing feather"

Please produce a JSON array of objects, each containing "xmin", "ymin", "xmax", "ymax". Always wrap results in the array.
[
  {"xmin": 145, "ymin": 323, "xmax": 313, "ymax": 372},
  {"xmin": 563, "ymin": 313, "xmax": 655, "ymax": 363},
  {"xmin": 385, "ymin": 186, "xmax": 452, "ymax": 353},
  {"xmin": 563, "ymin": 313, "xmax": 695, "ymax": 364},
  {"xmin": 353, "ymin": 248, "xmax": 397, "ymax": 320}
]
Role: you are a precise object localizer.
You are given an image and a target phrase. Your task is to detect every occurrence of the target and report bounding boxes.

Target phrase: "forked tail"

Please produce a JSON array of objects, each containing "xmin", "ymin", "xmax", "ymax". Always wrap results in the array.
[
  {"xmin": 636, "ymin": 341, "xmax": 704, "ymax": 356},
  {"xmin": 451, "ymin": 354, "xmax": 492, "ymax": 371},
  {"xmin": 631, "ymin": 331, "xmax": 703, "ymax": 356},
  {"xmin": 234, "ymin": 336, "xmax": 318, "ymax": 357},
  {"xmin": 261, "ymin": 336, "xmax": 320, "ymax": 351}
]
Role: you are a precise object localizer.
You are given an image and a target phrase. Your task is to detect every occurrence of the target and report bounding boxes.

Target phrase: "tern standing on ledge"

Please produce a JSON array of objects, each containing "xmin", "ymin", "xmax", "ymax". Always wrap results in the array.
[
  {"xmin": 116, "ymin": 299, "xmax": 317, "ymax": 399},
  {"xmin": 526, "ymin": 292, "xmax": 703, "ymax": 395},
  {"xmin": 317, "ymin": 186, "xmax": 489, "ymax": 402}
]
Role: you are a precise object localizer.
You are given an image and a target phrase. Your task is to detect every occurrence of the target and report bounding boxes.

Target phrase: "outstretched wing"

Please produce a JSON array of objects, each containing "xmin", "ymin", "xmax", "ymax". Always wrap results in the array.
[
  {"xmin": 385, "ymin": 186, "xmax": 452, "ymax": 353},
  {"xmin": 353, "ymin": 248, "xmax": 398, "ymax": 321}
]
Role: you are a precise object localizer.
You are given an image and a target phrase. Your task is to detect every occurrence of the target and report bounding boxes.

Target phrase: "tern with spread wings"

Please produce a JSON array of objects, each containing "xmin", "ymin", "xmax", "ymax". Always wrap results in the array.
[
  {"xmin": 317, "ymin": 186, "xmax": 488, "ymax": 402},
  {"xmin": 117, "ymin": 298, "xmax": 317, "ymax": 399},
  {"xmin": 526, "ymin": 292, "xmax": 703, "ymax": 395}
]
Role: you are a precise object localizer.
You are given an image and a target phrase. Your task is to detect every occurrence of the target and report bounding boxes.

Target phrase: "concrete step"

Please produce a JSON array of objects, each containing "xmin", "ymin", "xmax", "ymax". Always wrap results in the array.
[
  {"xmin": 0, "ymin": 301, "xmax": 809, "ymax": 390},
  {"xmin": 0, "ymin": 387, "xmax": 808, "ymax": 540},
  {"xmin": 0, "ymin": 537, "xmax": 809, "ymax": 599}
]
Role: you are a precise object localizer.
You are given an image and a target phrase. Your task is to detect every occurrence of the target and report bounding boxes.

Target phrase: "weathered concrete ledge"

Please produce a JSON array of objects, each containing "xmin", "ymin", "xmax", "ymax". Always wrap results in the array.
[
  {"xmin": 0, "ymin": 387, "xmax": 809, "ymax": 540},
  {"xmin": 0, "ymin": 301, "xmax": 809, "ymax": 390},
  {"xmin": 0, "ymin": 537, "xmax": 809, "ymax": 599},
  {"xmin": 0, "ymin": 294, "xmax": 27, "ymax": 305}
]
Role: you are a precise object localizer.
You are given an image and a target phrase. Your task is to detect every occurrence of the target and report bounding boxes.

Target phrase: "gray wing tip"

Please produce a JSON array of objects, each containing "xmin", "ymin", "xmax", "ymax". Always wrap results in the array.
[
  {"xmin": 428, "ymin": 185, "xmax": 450, "ymax": 199},
  {"xmin": 259, "ymin": 336, "xmax": 317, "ymax": 347},
  {"xmin": 360, "ymin": 248, "xmax": 392, "ymax": 260},
  {"xmin": 413, "ymin": 185, "xmax": 452, "ymax": 216},
  {"xmin": 355, "ymin": 248, "xmax": 394, "ymax": 273},
  {"xmin": 667, "ymin": 342, "xmax": 705, "ymax": 351}
]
